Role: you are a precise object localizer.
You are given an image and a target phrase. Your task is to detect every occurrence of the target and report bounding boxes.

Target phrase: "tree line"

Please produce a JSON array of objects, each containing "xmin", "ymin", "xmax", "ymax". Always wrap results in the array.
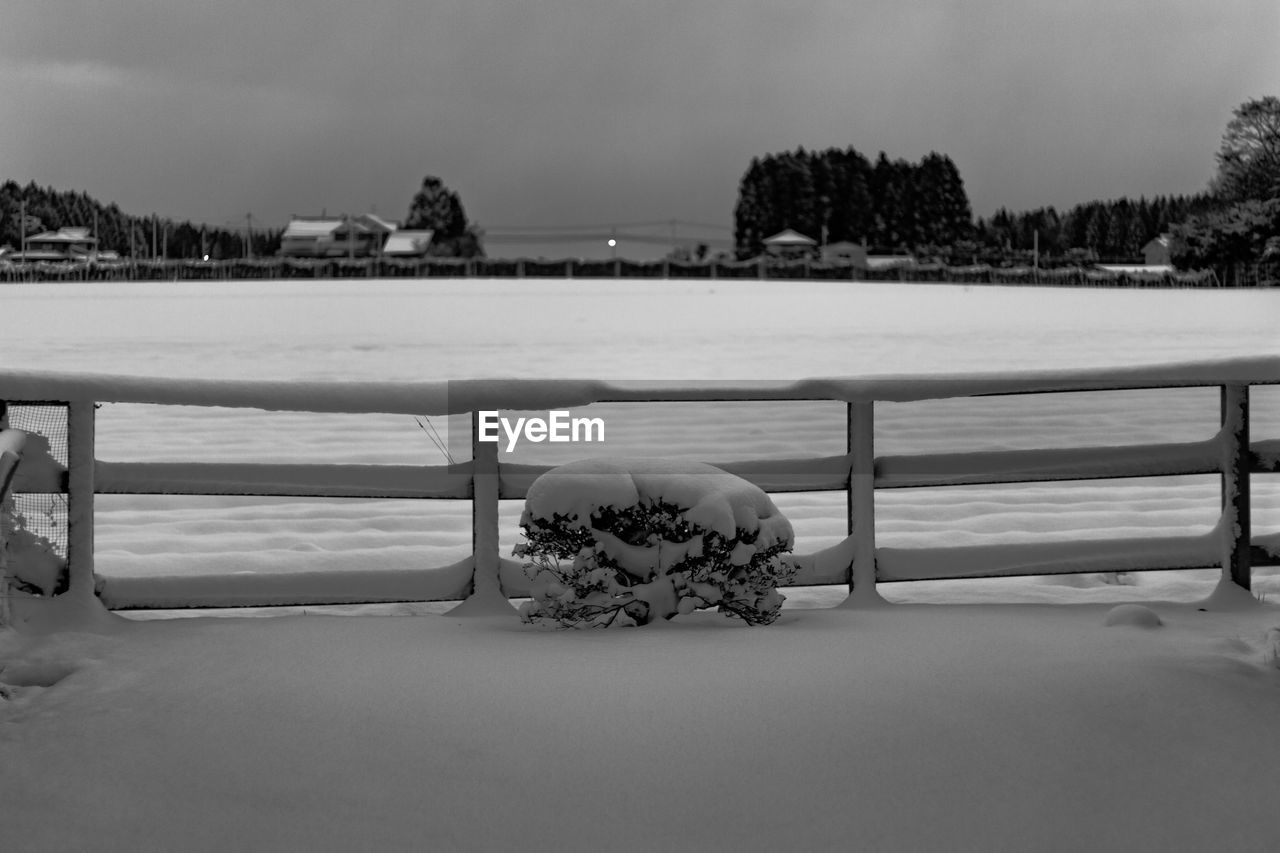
[
  {"xmin": 0, "ymin": 180, "xmax": 280, "ymax": 259},
  {"xmin": 731, "ymin": 148, "xmax": 1216, "ymax": 265},
  {"xmin": 0, "ymin": 175, "xmax": 487, "ymax": 260},
  {"xmin": 970, "ymin": 195, "xmax": 1214, "ymax": 265},
  {"xmin": 733, "ymin": 147, "xmax": 971, "ymax": 258},
  {"xmin": 734, "ymin": 97, "xmax": 1279, "ymax": 272}
]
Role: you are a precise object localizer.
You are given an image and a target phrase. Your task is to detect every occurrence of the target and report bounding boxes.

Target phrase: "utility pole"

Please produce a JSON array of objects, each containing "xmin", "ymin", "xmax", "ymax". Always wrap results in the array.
[
  {"xmin": 152, "ymin": 215, "xmax": 158, "ymax": 260},
  {"xmin": 245, "ymin": 213, "xmax": 254, "ymax": 260},
  {"xmin": 19, "ymin": 198, "xmax": 25, "ymax": 258}
]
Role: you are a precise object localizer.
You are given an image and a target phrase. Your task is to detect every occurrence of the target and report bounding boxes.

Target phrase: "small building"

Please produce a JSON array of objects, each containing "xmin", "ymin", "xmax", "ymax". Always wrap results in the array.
[
  {"xmin": 381, "ymin": 230, "xmax": 436, "ymax": 258},
  {"xmin": 865, "ymin": 254, "xmax": 916, "ymax": 270},
  {"xmin": 1095, "ymin": 263, "xmax": 1174, "ymax": 276},
  {"xmin": 280, "ymin": 218, "xmax": 344, "ymax": 257},
  {"xmin": 14, "ymin": 227, "xmax": 98, "ymax": 261},
  {"xmin": 333, "ymin": 214, "xmax": 397, "ymax": 257},
  {"xmin": 1143, "ymin": 234, "xmax": 1173, "ymax": 266},
  {"xmin": 821, "ymin": 241, "xmax": 867, "ymax": 266},
  {"xmin": 281, "ymin": 214, "xmax": 398, "ymax": 258},
  {"xmin": 820, "ymin": 242, "xmax": 914, "ymax": 270},
  {"xmin": 762, "ymin": 229, "xmax": 818, "ymax": 259}
]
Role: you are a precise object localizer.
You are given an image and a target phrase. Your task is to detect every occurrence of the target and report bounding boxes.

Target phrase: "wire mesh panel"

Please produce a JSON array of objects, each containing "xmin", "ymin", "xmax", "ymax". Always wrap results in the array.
[{"xmin": 1, "ymin": 402, "xmax": 70, "ymax": 562}]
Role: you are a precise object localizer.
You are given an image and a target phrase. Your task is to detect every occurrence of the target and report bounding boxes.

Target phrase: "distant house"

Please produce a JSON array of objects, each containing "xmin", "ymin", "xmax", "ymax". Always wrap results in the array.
[
  {"xmin": 821, "ymin": 241, "xmax": 867, "ymax": 265},
  {"xmin": 865, "ymin": 254, "xmax": 916, "ymax": 270},
  {"xmin": 334, "ymin": 214, "xmax": 397, "ymax": 257},
  {"xmin": 281, "ymin": 214, "xmax": 398, "ymax": 258},
  {"xmin": 280, "ymin": 218, "xmax": 344, "ymax": 257},
  {"xmin": 381, "ymin": 230, "xmax": 435, "ymax": 258},
  {"xmin": 1096, "ymin": 263, "xmax": 1174, "ymax": 275},
  {"xmin": 762, "ymin": 229, "xmax": 818, "ymax": 259},
  {"xmin": 1143, "ymin": 234, "xmax": 1173, "ymax": 266},
  {"xmin": 13, "ymin": 227, "xmax": 98, "ymax": 261},
  {"xmin": 820, "ymin": 241, "xmax": 914, "ymax": 271}
]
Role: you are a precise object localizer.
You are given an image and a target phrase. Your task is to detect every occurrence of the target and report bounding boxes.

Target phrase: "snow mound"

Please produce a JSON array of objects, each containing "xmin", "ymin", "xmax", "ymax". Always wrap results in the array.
[
  {"xmin": 522, "ymin": 457, "xmax": 791, "ymax": 544},
  {"xmin": 1263, "ymin": 627, "xmax": 1280, "ymax": 670},
  {"xmin": 1103, "ymin": 603, "xmax": 1163, "ymax": 628}
]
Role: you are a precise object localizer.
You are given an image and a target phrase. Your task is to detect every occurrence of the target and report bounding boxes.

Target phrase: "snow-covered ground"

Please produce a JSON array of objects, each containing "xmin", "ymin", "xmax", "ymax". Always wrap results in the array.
[{"xmin": 3, "ymin": 279, "xmax": 1280, "ymax": 850}]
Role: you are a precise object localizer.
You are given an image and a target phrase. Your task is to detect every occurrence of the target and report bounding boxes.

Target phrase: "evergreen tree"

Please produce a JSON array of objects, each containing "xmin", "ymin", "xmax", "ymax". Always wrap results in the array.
[
  {"xmin": 404, "ymin": 175, "xmax": 484, "ymax": 258},
  {"xmin": 732, "ymin": 157, "xmax": 769, "ymax": 258}
]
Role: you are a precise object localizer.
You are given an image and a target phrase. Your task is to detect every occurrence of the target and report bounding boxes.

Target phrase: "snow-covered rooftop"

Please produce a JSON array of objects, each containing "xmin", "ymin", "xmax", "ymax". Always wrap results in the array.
[{"xmin": 282, "ymin": 219, "xmax": 344, "ymax": 239}]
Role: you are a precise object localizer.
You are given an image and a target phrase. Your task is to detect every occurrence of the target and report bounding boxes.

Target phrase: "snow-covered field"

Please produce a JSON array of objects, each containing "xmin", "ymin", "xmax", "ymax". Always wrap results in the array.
[
  {"xmin": 3, "ymin": 279, "xmax": 1280, "ymax": 850},
  {"xmin": 2, "ymin": 279, "xmax": 1279, "ymax": 604}
]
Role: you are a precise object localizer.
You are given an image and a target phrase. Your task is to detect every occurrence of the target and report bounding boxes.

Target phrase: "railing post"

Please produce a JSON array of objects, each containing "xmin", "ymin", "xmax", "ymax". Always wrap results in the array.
[
  {"xmin": 1220, "ymin": 384, "xmax": 1251, "ymax": 591},
  {"xmin": 449, "ymin": 409, "xmax": 512, "ymax": 614},
  {"xmin": 842, "ymin": 401, "xmax": 884, "ymax": 605},
  {"xmin": 65, "ymin": 400, "xmax": 96, "ymax": 598}
]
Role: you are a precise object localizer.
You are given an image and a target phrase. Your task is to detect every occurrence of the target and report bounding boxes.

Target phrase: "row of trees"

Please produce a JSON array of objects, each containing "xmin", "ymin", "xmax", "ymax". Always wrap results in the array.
[
  {"xmin": 970, "ymin": 195, "xmax": 1214, "ymax": 265},
  {"xmin": 732, "ymin": 97, "xmax": 1280, "ymax": 273},
  {"xmin": 0, "ymin": 174, "xmax": 489, "ymax": 261},
  {"xmin": 733, "ymin": 148, "xmax": 971, "ymax": 258},
  {"xmin": 0, "ymin": 181, "xmax": 280, "ymax": 259},
  {"xmin": 731, "ymin": 149, "xmax": 1212, "ymax": 265}
]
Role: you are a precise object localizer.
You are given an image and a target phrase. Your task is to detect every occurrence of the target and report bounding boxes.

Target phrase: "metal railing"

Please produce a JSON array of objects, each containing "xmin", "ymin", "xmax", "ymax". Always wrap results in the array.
[{"xmin": 2, "ymin": 361, "xmax": 1278, "ymax": 609}]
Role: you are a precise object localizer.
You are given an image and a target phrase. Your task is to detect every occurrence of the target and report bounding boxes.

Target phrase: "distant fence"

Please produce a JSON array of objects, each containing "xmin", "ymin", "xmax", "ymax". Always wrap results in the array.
[
  {"xmin": 0, "ymin": 256, "xmax": 1257, "ymax": 288},
  {"xmin": 2, "ymin": 362, "xmax": 1279, "ymax": 610}
]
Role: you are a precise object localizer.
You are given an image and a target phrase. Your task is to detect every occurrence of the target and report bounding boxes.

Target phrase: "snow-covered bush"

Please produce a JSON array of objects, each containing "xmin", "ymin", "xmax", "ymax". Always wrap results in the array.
[
  {"xmin": 1, "ymin": 427, "xmax": 67, "ymax": 611},
  {"xmin": 516, "ymin": 458, "xmax": 795, "ymax": 627}
]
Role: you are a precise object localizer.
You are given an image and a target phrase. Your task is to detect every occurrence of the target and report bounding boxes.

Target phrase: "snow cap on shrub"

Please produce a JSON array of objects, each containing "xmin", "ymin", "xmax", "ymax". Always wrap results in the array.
[{"xmin": 523, "ymin": 457, "xmax": 790, "ymax": 544}]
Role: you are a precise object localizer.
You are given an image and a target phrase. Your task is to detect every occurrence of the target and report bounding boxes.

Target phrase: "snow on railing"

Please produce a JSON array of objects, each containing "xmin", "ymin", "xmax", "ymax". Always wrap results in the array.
[{"xmin": 1, "ymin": 357, "xmax": 1278, "ymax": 610}]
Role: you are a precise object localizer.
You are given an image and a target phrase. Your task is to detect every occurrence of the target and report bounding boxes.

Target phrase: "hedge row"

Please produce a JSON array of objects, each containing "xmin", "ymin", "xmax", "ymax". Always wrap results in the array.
[{"xmin": 0, "ymin": 257, "xmax": 1233, "ymax": 288}]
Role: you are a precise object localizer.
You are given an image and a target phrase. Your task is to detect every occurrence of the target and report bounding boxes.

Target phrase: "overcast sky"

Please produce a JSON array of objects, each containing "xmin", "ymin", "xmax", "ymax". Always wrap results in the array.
[{"xmin": 3, "ymin": 0, "xmax": 1278, "ymax": 258}]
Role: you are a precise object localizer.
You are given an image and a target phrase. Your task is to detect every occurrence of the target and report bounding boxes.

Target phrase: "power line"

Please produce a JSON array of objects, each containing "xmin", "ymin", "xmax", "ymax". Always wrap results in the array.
[
  {"xmin": 485, "ymin": 218, "xmax": 731, "ymax": 234},
  {"xmin": 484, "ymin": 231, "xmax": 733, "ymax": 247}
]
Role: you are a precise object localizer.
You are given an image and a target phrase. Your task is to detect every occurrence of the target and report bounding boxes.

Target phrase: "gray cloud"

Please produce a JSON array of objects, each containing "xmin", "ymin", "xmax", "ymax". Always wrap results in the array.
[{"xmin": 2, "ymin": 0, "xmax": 1277, "ymax": 256}]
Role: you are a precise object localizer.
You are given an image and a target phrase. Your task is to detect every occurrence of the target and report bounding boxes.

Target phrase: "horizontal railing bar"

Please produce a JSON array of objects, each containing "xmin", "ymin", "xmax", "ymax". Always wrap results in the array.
[
  {"xmin": 1255, "ymin": 439, "xmax": 1280, "ymax": 470},
  {"xmin": 98, "ymin": 555, "xmax": 477, "ymax": 609},
  {"xmin": 874, "ymin": 439, "xmax": 1223, "ymax": 488},
  {"xmin": 95, "ymin": 461, "xmax": 474, "ymax": 499},
  {"xmin": 498, "ymin": 455, "xmax": 854, "ymax": 499},
  {"xmin": 5, "ymin": 357, "xmax": 1280, "ymax": 413},
  {"xmin": 79, "ymin": 438, "xmax": 1280, "ymax": 501},
  {"xmin": 99, "ymin": 534, "xmax": 1278, "ymax": 610},
  {"xmin": 876, "ymin": 530, "xmax": 1221, "ymax": 582}
]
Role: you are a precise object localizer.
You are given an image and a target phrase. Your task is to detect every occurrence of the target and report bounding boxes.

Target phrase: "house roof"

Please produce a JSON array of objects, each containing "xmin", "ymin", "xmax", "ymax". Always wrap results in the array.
[
  {"xmin": 865, "ymin": 255, "xmax": 915, "ymax": 269},
  {"xmin": 382, "ymin": 230, "xmax": 435, "ymax": 255},
  {"xmin": 356, "ymin": 213, "xmax": 398, "ymax": 233},
  {"xmin": 26, "ymin": 227, "xmax": 96, "ymax": 244},
  {"xmin": 282, "ymin": 219, "xmax": 344, "ymax": 240},
  {"xmin": 1143, "ymin": 235, "xmax": 1172, "ymax": 250},
  {"xmin": 1096, "ymin": 264, "xmax": 1174, "ymax": 274},
  {"xmin": 763, "ymin": 228, "xmax": 817, "ymax": 246}
]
